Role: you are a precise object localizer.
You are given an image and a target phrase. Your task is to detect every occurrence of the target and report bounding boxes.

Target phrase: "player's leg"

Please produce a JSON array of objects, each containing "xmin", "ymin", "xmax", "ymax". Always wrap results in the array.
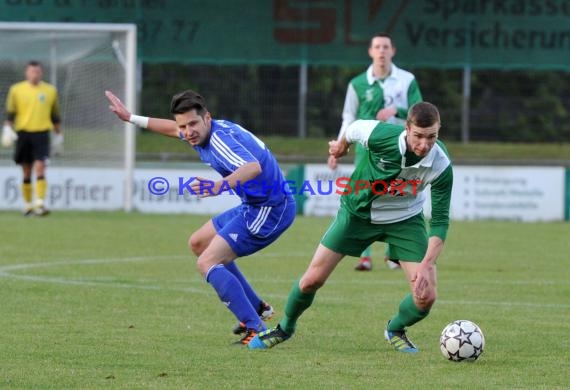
[
  {"xmin": 189, "ymin": 214, "xmax": 272, "ymax": 335},
  {"xmin": 384, "ymin": 244, "xmax": 401, "ymax": 270},
  {"xmin": 203, "ymin": 199, "xmax": 296, "ymax": 345},
  {"xmin": 383, "ymin": 213, "xmax": 431, "ymax": 353},
  {"xmin": 248, "ymin": 207, "xmax": 373, "ymax": 349},
  {"xmin": 280, "ymin": 244, "xmax": 344, "ymax": 334},
  {"xmin": 355, "ymin": 245, "xmax": 372, "ymax": 271},
  {"xmin": 14, "ymin": 132, "xmax": 34, "ymax": 215},
  {"xmin": 31, "ymin": 131, "xmax": 50, "ymax": 216},
  {"xmin": 399, "ymin": 260, "xmax": 437, "ymax": 314},
  {"xmin": 216, "ymin": 201, "xmax": 296, "ymax": 320},
  {"xmin": 223, "ymin": 261, "xmax": 270, "ymax": 316},
  {"xmin": 197, "ymin": 234, "xmax": 266, "ymax": 344},
  {"xmin": 21, "ymin": 164, "xmax": 33, "ymax": 216},
  {"xmin": 384, "ymin": 260, "xmax": 436, "ymax": 353},
  {"xmin": 226, "ymin": 198, "xmax": 296, "ymax": 310},
  {"xmin": 192, "ymin": 213, "xmax": 269, "ymax": 310},
  {"xmin": 33, "ymin": 159, "xmax": 48, "ymax": 215},
  {"xmin": 282, "ymin": 206, "xmax": 367, "ymax": 336},
  {"xmin": 224, "ymin": 260, "xmax": 274, "ymax": 335},
  {"xmin": 188, "ymin": 219, "xmax": 217, "ymax": 256},
  {"xmin": 248, "ymin": 244, "xmax": 344, "ymax": 349}
]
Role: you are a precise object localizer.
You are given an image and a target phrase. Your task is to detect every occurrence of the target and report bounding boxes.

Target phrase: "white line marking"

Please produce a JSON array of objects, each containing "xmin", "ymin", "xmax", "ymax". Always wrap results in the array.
[
  {"xmin": 1, "ymin": 255, "xmax": 568, "ymax": 309},
  {"xmin": 0, "ymin": 255, "xmax": 208, "ymax": 293}
]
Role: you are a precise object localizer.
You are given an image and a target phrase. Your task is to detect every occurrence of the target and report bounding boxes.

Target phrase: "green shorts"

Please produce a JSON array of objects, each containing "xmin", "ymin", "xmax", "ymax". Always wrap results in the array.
[{"xmin": 321, "ymin": 207, "xmax": 428, "ymax": 262}]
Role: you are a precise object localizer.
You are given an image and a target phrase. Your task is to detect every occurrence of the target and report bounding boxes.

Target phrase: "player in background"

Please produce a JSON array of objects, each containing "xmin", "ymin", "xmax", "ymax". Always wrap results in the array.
[
  {"xmin": 3, "ymin": 61, "xmax": 63, "ymax": 216},
  {"xmin": 248, "ymin": 102, "xmax": 453, "ymax": 353},
  {"xmin": 106, "ymin": 90, "xmax": 296, "ymax": 345},
  {"xmin": 329, "ymin": 32, "xmax": 423, "ymax": 271}
]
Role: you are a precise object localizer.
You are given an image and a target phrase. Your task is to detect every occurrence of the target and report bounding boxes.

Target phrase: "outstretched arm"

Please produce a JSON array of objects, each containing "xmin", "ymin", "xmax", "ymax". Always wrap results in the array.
[{"xmin": 105, "ymin": 90, "xmax": 179, "ymax": 138}]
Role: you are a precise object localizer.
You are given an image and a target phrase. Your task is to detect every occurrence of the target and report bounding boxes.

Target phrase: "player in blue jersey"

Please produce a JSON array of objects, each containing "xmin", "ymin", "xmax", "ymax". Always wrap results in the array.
[{"xmin": 105, "ymin": 90, "xmax": 296, "ymax": 345}]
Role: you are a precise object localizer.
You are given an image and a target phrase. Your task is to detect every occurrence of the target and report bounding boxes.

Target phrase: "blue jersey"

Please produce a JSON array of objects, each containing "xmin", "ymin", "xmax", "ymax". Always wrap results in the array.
[{"xmin": 181, "ymin": 119, "xmax": 291, "ymax": 206}]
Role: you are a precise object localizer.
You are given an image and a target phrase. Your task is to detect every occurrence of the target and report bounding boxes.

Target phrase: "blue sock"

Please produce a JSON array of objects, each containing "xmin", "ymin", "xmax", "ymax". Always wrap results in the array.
[
  {"xmin": 224, "ymin": 261, "xmax": 262, "ymax": 312},
  {"xmin": 206, "ymin": 265, "xmax": 265, "ymax": 331}
]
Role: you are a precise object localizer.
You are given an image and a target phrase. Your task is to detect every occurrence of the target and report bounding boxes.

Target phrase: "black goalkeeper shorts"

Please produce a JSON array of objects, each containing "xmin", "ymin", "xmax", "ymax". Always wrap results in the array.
[{"xmin": 14, "ymin": 130, "xmax": 50, "ymax": 164}]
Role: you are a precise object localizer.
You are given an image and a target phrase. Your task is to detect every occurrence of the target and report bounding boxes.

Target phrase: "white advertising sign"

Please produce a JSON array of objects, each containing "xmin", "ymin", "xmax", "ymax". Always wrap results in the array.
[
  {"xmin": 2, "ymin": 165, "xmax": 563, "ymax": 221},
  {"xmin": 302, "ymin": 164, "xmax": 355, "ymax": 217},
  {"xmin": 0, "ymin": 166, "xmax": 123, "ymax": 210},
  {"xmin": 0, "ymin": 167, "xmax": 240, "ymax": 213},
  {"xmin": 301, "ymin": 164, "xmax": 565, "ymax": 222},
  {"xmin": 451, "ymin": 166, "xmax": 565, "ymax": 221},
  {"xmin": 132, "ymin": 168, "xmax": 240, "ymax": 214}
]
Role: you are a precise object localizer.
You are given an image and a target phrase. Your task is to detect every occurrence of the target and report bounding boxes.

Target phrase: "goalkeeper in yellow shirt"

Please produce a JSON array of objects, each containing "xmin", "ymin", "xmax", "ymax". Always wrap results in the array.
[{"xmin": 3, "ymin": 61, "xmax": 63, "ymax": 216}]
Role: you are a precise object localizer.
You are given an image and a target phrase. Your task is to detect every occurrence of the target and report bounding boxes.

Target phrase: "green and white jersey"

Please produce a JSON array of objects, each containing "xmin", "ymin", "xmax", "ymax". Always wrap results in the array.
[
  {"xmin": 338, "ymin": 63, "xmax": 423, "ymax": 138},
  {"xmin": 342, "ymin": 120, "xmax": 453, "ymax": 241}
]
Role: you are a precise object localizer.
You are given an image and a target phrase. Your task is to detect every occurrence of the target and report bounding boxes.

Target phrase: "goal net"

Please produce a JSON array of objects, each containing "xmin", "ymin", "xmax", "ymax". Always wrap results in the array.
[{"xmin": 0, "ymin": 22, "xmax": 136, "ymax": 210}]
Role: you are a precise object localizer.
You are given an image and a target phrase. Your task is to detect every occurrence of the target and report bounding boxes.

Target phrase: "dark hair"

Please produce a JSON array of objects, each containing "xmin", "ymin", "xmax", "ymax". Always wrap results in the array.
[
  {"xmin": 170, "ymin": 90, "xmax": 208, "ymax": 116},
  {"xmin": 370, "ymin": 32, "xmax": 394, "ymax": 47},
  {"xmin": 407, "ymin": 102, "xmax": 441, "ymax": 128},
  {"xmin": 27, "ymin": 60, "xmax": 42, "ymax": 68}
]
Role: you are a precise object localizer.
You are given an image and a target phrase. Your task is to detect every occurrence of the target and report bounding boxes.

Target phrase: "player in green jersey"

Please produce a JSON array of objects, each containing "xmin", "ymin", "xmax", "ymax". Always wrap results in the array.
[
  {"xmin": 329, "ymin": 32, "xmax": 423, "ymax": 271},
  {"xmin": 248, "ymin": 102, "xmax": 453, "ymax": 353}
]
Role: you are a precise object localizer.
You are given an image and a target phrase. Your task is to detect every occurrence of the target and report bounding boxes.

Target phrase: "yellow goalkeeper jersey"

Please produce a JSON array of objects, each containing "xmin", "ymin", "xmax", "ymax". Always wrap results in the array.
[{"xmin": 5, "ymin": 81, "xmax": 60, "ymax": 132}]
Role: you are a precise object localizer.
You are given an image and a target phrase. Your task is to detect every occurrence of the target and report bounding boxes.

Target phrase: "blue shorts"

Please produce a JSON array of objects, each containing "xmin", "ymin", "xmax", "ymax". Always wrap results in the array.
[{"xmin": 212, "ymin": 197, "xmax": 296, "ymax": 257}]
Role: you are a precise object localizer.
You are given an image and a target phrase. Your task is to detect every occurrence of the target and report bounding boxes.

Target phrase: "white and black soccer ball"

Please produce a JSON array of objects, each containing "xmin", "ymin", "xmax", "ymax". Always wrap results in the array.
[{"xmin": 440, "ymin": 320, "xmax": 485, "ymax": 362}]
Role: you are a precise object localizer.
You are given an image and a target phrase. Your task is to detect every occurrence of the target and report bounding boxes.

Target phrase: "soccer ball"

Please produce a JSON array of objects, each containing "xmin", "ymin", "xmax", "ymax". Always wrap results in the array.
[{"xmin": 440, "ymin": 320, "xmax": 485, "ymax": 362}]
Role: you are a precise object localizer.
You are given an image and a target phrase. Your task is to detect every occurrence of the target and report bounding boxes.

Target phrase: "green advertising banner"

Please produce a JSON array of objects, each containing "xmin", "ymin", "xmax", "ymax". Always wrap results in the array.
[{"xmin": 1, "ymin": 0, "xmax": 570, "ymax": 68}]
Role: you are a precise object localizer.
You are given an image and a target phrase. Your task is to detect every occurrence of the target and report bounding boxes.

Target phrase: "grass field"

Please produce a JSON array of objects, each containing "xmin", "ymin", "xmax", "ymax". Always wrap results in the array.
[{"xmin": 1, "ymin": 211, "xmax": 569, "ymax": 389}]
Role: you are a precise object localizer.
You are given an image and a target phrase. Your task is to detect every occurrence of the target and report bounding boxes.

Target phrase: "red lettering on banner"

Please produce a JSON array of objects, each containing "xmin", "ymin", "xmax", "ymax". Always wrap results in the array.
[
  {"xmin": 344, "ymin": 0, "xmax": 411, "ymax": 45},
  {"xmin": 273, "ymin": 0, "xmax": 336, "ymax": 44}
]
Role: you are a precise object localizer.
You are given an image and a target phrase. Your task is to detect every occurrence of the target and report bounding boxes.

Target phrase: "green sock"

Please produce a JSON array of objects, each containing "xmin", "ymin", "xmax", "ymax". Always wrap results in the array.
[
  {"xmin": 360, "ymin": 245, "xmax": 371, "ymax": 258},
  {"xmin": 278, "ymin": 279, "xmax": 315, "ymax": 335},
  {"xmin": 388, "ymin": 293, "xmax": 430, "ymax": 331}
]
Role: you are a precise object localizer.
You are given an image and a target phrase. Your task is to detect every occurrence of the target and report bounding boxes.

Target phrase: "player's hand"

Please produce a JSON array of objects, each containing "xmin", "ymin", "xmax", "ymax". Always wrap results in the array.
[
  {"xmin": 190, "ymin": 177, "xmax": 218, "ymax": 198},
  {"xmin": 376, "ymin": 107, "xmax": 397, "ymax": 121},
  {"xmin": 411, "ymin": 262, "xmax": 436, "ymax": 304},
  {"xmin": 328, "ymin": 138, "xmax": 349, "ymax": 158},
  {"xmin": 105, "ymin": 90, "xmax": 131, "ymax": 122},
  {"xmin": 52, "ymin": 132, "xmax": 64, "ymax": 156},
  {"xmin": 2, "ymin": 124, "xmax": 17, "ymax": 147},
  {"xmin": 327, "ymin": 155, "xmax": 338, "ymax": 170}
]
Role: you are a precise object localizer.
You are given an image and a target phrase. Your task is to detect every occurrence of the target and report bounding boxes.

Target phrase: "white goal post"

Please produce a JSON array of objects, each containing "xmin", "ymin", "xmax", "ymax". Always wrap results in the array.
[{"xmin": 0, "ymin": 22, "xmax": 137, "ymax": 211}]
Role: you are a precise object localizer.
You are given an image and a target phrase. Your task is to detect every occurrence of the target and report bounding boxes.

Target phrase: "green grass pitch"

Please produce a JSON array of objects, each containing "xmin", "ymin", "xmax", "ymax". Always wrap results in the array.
[{"xmin": 0, "ymin": 211, "xmax": 569, "ymax": 389}]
